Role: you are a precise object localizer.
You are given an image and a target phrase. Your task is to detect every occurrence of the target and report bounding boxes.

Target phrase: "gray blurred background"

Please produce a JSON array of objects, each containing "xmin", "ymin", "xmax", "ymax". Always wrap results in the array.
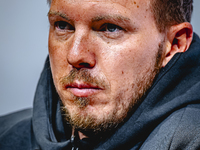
[{"xmin": 0, "ymin": 0, "xmax": 200, "ymax": 115}]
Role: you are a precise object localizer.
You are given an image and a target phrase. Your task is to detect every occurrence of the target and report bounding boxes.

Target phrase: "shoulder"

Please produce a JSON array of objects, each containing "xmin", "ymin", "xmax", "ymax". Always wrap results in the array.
[
  {"xmin": 169, "ymin": 104, "xmax": 200, "ymax": 149},
  {"xmin": 0, "ymin": 108, "xmax": 32, "ymax": 134},
  {"xmin": 0, "ymin": 109, "xmax": 33, "ymax": 150},
  {"xmin": 141, "ymin": 104, "xmax": 200, "ymax": 150}
]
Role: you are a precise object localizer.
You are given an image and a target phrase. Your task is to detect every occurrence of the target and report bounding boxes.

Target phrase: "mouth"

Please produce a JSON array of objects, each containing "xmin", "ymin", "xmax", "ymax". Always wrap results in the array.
[{"xmin": 65, "ymin": 80, "xmax": 102, "ymax": 97}]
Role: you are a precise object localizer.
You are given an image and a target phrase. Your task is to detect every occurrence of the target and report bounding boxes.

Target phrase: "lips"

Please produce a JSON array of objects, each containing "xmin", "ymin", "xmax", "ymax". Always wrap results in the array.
[{"xmin": 65, "ymin": 80, "xmax": 102, "ymax": 97}]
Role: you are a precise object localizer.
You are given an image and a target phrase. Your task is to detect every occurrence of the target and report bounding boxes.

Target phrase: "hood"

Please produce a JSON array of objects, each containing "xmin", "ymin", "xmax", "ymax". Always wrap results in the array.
[
  {"xmin": 32, "ymin": 33, "xmax": 200, "ymax": 150},
  {"xmin": 32, "ymin": 57, "xmax": 72, "ymax": 150}
]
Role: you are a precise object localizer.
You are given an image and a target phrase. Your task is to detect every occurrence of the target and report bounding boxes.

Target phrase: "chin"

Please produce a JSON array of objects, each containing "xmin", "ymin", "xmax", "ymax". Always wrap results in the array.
[{"xmin": 60, "ymin": 91, "xmax": 135, "ymax": 134}]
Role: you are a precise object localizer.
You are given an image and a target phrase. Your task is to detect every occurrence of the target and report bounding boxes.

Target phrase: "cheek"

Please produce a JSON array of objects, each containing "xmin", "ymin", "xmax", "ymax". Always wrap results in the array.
[
  {"xmin": 98, "ymin": 46, "xmax": 135, "ymax": 93},
  {"xmin": 49, "ymin": 34, "xmax": 65, "ymax": 63},
  {"xmin": 99, "ymin": 44, "xmax": 143, "ymax": 78},
  {"xmin": 48, "ymin": 34, "xmax": 70, "ymax": 83},
  {"xmin": 99, "ymin": 41, "xmax": 157, "ymax": 91}
]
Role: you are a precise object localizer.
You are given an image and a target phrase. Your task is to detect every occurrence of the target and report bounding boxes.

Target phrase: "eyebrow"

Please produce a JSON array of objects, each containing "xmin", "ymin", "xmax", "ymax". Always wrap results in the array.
[
  {"xmin": 48, "ymin": 10, "xmax": 131, "ymax": 24},
  {"xmin": 48, "ymin": 10, "xmax": 70, "ymax": 21},
  {"xmin": 92, "ymin": 15, "xmax": 131, "ymax": 23}
]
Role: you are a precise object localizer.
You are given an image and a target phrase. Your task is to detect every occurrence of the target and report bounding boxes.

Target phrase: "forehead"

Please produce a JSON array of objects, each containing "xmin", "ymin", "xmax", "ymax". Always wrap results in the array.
[
  {"xmin": 50, "ymin": 0, "xmax": 152, "ymax": 18},
  {"xmin": 52, "ymin": 0, "xmax": 150, "ymax": 7}
]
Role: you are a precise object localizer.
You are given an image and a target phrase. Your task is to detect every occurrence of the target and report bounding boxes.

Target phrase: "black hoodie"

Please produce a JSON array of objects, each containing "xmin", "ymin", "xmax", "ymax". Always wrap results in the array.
[{"xmin": 1, "ymin": 33, "xmax": 200, "ymax": 150}]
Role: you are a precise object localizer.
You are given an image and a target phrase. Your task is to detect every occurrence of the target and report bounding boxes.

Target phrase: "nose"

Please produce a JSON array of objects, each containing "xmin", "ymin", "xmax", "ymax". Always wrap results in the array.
[{"xmin": 67, "ymin": 28, "xmax": 96, "ymax": 69}]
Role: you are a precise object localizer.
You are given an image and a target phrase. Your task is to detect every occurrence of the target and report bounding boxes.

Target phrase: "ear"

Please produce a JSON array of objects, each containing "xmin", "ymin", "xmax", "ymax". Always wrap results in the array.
[{"xmin": 162, "ymin": 22, "xmax": 193, "ymax": 67}]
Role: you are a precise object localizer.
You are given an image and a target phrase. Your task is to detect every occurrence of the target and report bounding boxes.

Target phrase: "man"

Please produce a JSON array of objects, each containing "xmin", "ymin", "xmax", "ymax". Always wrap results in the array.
[{"xmin": 0, "ymin": 0, "xmax": 200, "ymax": 149}]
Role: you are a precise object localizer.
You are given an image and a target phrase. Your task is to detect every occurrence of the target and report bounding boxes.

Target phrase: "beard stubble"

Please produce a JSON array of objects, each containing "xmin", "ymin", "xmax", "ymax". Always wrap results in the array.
[{"xmin": 59, "ymin": 42, "xmax": 165, "ymax": 134}]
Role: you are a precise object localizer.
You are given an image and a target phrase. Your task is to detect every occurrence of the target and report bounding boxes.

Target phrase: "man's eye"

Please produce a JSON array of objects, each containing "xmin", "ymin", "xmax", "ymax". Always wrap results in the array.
[
  {"xmin": 55, "ymin": 21, "xmax": 74, "ymax": 31},
  {"xmin": 100, "ymin": 23, "xmax": 123, "ymax": 32}
]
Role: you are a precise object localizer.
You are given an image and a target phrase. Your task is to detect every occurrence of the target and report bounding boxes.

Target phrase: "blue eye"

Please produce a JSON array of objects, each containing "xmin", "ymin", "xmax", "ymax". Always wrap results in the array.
[
  {"xmin": 55, "ymin": 21, "xmax": 74, "ymax": 30},
  {"xmin": 107, "ymin": 24, "xmax": 120, "ymax": 32},
  {"xmin": 56, "ymin": 21, "xmax": 67, "ymax": 29},
  {"xmin": 100, "ymin": 23, "xmax": 123, "ymax": 32}
]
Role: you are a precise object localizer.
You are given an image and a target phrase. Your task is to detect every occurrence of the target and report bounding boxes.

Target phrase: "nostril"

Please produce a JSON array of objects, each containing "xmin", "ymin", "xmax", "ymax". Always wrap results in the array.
[{"xmin": 79, "ymin": 62, "xmax": 92, "ymax": 68}]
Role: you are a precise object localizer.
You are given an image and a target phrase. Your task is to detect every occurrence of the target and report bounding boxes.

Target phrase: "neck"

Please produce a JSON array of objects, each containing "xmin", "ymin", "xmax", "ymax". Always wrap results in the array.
[
  {"xmin": 71, "ymin": 128, "xmax": 89, "ymax": 140},
  {"xmin": 78, "ymin": 130, "xmax": 89, "ymax": 140}
]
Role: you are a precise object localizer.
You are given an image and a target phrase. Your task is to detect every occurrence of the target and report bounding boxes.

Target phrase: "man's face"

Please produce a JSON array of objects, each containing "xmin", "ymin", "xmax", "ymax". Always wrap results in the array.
[{"xmin": 48, "ymin": 0, "xmax": 165, "ymax": 132}]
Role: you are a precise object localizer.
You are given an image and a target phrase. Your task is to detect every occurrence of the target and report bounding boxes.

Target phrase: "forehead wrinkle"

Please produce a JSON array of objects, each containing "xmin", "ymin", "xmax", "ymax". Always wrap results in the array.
[{"xmin": 48, "ymin": 10, "xmax": 71, "ymax": 21}]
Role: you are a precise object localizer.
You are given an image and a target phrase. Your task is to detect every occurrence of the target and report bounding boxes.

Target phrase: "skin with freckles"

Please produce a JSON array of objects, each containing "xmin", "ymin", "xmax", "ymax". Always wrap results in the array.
[{"xmin": 48, "ymin": 0, "xmax": 167, "ymax": 136}]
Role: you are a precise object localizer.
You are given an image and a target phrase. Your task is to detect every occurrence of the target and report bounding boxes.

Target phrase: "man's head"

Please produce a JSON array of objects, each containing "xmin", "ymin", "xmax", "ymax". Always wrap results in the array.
[{"xmin": 47, "ymin": 0, "xmax": 193, "ymax": 134}]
